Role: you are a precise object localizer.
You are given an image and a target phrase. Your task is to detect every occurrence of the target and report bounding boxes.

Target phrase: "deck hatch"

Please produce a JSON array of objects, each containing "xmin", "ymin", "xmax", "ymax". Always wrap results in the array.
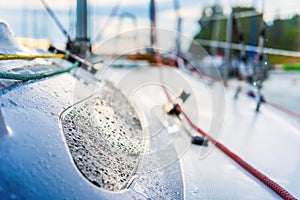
[{"xmin": 61, "ymin": 85, "xmax": 143, "ymax": 191}]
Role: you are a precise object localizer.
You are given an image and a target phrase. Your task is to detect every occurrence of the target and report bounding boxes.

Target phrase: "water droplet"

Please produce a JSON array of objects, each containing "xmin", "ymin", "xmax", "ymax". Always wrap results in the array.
[
  {"xmin": 8, "ymin": 99, "xmax": 17, "ymax": 106},
  {"xmin": 191, "ymin": 186, "xmax": 202, "ymax": 198}
]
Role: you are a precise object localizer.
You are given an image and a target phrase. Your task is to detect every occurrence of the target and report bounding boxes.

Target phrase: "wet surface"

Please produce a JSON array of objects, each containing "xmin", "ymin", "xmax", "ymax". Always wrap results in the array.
[
  {"xmin": 61, "ymin": 84, "xmax": 143, "ymax": 191},
  {"xmin": 2, "ymin": 61, "xmax": 300, "ymax": 199},
  {"xmin": 263, "ymin": 71, "xmax": 300, "ymax": 113}
]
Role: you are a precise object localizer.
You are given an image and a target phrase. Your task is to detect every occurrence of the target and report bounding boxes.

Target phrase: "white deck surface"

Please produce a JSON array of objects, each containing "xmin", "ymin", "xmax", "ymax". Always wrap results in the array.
[
  {"xmin": 1, "ymin": 63, "xmax": 299, "ymax": 199},
  {"xmin": 100, "ymin": 65, "xmax": 300, "ymax": 199}
]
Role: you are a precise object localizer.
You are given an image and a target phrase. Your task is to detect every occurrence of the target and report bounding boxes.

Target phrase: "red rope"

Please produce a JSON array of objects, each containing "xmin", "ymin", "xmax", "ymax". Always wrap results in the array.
[
  {"xmin": 266, "ymin": 101, "xmax": 300, "ymax": 120},
  {"xmin": 158, "ymin": 68, "xmax": 297, "ymax": 199},
  {"xmin": 150, "ymin": 1, "xmax": 296, "ymax": 198},
  {"xmin": 181, "ymin": 110, "xmax": 296, "ymax": 200},
  {"xmin": 192, "ymin": 67, "xmax": 299, "ymax": 120},
  {"xmin": 166, "ymin": 70, "xmax": 297, "ymax": 200},
  {"xmin": 232, "ymin": 83, "xmax": 300, "ymax": 120},
  {"xmin": 0, "ymin": 82, "xmax": 6, "ymax": 89}
]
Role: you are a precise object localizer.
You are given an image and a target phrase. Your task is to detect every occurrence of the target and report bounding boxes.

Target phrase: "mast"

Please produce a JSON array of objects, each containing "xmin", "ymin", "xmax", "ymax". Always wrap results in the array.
[
  {"xmin": 149, "ymin": 0, "xmax": 155, "ymax": 51},
  {"xmin": 174, "ymin": 0, "xmax": 182, "ymax": 56},
  {"xmin": 76, "ymin": 0, "xmax": 88, "ymax": 40},
  {"xmin": 67, "ymin": 0, "xmax": 90, "ymax": 58}
]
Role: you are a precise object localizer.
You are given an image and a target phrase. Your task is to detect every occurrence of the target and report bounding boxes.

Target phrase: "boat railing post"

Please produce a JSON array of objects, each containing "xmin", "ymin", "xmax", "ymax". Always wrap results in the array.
[
  {"xmin": 254, "ymin": 10, "xmax": 267, "ymax": 112},
  {"xmin": 67, "ymin": 0, "xmax": 91, "ymax": 58}
]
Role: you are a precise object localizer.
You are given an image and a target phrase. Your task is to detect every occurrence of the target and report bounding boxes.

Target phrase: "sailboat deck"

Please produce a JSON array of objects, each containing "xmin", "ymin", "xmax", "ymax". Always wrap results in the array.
[{"xmin": 0, "ymin": 63, "xmax": 299, "ymax": 199}]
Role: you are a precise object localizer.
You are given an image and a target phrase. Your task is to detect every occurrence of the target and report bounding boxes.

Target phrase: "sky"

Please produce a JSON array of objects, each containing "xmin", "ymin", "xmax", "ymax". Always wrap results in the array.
[
  {"xmin": 1, "ymin": 0, "xmax": 300, "ymax": 16},
  {"xmin": 0, "ymin": 0, "xmax": 300, "ymax": 45}
]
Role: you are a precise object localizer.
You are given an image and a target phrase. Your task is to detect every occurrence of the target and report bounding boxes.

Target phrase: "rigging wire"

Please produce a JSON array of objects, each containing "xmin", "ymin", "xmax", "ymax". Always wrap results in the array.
[
  {"xmin": 150, "ymin": 0, "xmax": 297, "ymax": 199},
  {"xmin": 40, "ymin": 0, "xmax": 72, "ymax": 42},
  {"xmin": 68, "ymin": 0, "xmax": 75, "ymax": 39},
  {"xmin": 92, "ymin": 0, "xmax": 122, "ymax": 43},
  {"xmin": 196, "ymin": 38, "xmax": 300, "ymax": 57},
  {"xmin": 0, "ymin": 62, "xmax": 79, "ymax": 81}
]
